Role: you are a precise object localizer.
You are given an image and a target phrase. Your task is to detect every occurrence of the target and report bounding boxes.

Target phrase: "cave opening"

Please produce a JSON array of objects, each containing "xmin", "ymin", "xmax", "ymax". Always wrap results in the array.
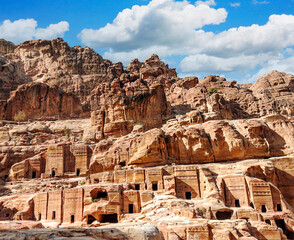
[
  {"xmin": 277, "ymin": 204, "xmax": 282, "ymax": 212},
  {"xmin": 87, "ymin": 215, "xmax": 97, "ymax": 224},
  {"xmin": 216, "ymin": 210, "xmax": 233, "ymax": 220},
  {"xmin": 185, "ymin": 192, "xmax": 192, "ymax": 200},
  {"xmin": 129, "ymin": 204, "xmax": 134, "ymax": 213},
  {"xmin": 261, "ymin": 204, "xmax": 267, "ymax": 213},
  {"xmin": 100, "ymin": 213, "xmax": 118, "ymax": 223},
  {"xmin": 152, "ymin": 182, "xmax": 158, "ymax": 191}
]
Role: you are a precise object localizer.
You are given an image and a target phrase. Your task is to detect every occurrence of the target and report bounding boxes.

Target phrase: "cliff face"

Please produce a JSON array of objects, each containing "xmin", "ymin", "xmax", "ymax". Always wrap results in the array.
[
  {"xmin": 0, "ymin": 39, "xmax": 16, "ymax": 54},
  {"xmin": 2, "ymin": 82, "xmax": 89, "ymax": 121},
  {"xmin": 1, "ymin": 38, "xmax": 294, "ymax": 240},
  {"xmin": 10, "ymin": 38, "xmax": 123, "ymax": 103}
]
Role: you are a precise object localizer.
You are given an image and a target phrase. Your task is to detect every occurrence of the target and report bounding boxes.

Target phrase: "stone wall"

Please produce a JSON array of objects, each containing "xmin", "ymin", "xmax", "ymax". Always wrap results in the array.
[
  {"xmin": 47, "ymin": 190, "xmax": 62, "ymax": 222},
  {"xmin": 223, "ymin": 176, "xmax": 249, "ymax": 208},
  {"xmin": 63, "ymin": 188, "xmax": 84, "ymax": 223},
  {"xmin": 31, "ymin": 163, "xmax": 289, "ymax": 226}
]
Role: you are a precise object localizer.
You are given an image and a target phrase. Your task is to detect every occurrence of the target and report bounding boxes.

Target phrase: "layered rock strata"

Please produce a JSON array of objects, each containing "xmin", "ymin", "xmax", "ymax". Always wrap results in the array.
[{"xmin": 0, "ymin": 38, "xmax": 294, "ymax": 240}]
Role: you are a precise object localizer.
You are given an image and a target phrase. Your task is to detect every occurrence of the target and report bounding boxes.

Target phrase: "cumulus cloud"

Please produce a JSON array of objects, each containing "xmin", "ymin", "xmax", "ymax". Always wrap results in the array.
[
  {"xmin": 197, "ymin": 15, "xmax": 294, "ymax": 57},
  {"xmin": 195, "ymin": 0, "xmax": 216, "ymax": 6},
  {"xmin": 78, "ymin": 0, "xmax": 294, "ymax": 82},
  {"xmin": 79, "ymin": 0, "xmax": 227, "ymax": 50},
  {"xmin": 248, "ymin": 55, "xmax": 294, "ymax": 82},
  {"xmin": 179, "ymin": 54, "xmax": 271, "ymax": 74},
  {"xmin": 230, "ymin": 2, "xmax": 240, "ymax": 7},
  {"xmin": 0, "ymin": 19, "xmax": 69, "ymax": 44},
  {"xmin": 253, "ymin": 0, "xmax": 269, "ymax": 4}
]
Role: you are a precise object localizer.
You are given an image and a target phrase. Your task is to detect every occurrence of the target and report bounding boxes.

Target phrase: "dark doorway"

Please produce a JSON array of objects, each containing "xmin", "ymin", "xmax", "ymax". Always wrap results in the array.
[
  {"xmin": 119, "ymin": 161, "xmax": 126, "ymax": 167},
  {"xmin": 235, "ymin": 199, "xmax": 240, "ymax": 207},
  {"xmin": 71, "ymin": 215, "xmax": 75, "ymax": 223},
  {"xmin": 97, "ymin": 191, "xmax": 107, "ymax": 199},
  {"xmin": 100, "ymin": 213, "xmax": 118, "ymax": 223},
  {"xmin": 4, "ymin": 175, "xmax": 8, "ymax": 181},
  {"xmin": 38, "ymin": 213, "xmax": 42, "ymax": 221},
  {"xmin": 52, "ymin": 211, "xmax": 56, "ymax": 220},
  {"xmin": 94, "ymin": 178, "xmax": 99, "ymax": 183},
  {"xmin": 216, "ymin": 211, "xmax": 233, "ymax": 220},
  {"xmin": 185, "ymin": 192, "xmax": 192, "ymax": 200},
  {"xmin": 52, "ymin": 170, "xmax": 55, "ymax": 178},
  {"xmin": 32, "ymin": 171, "xmax": 36, "ymax": 179},
  {"xmin": 261, "ymin": 205, "xmax": 267, "ymax": 213},
  {"xmin": 275, "ymin": 219, "xmax": 286, "ymax": 230},
  {"xmin": 152, "ymin": 182, "xmax": 158, "ymax": 191},
  {"xmin": 135, "ymin": 184, "xmax": 140, "ymax": 190},
  {"xmin": 5, "ymin": 213, "xmax": 9, "ymax": 218},
  {"xmin": 87, "ymin": 215, "xmax": 96, "ymax": 224},
  {"xmin": 76, "ymin": 169, "xmax": 80, "ymax": 176},
  {"xmin": 277, "ymin": 204, "xmax": 282, "ymax": 212},
  {"xmin": 129, "ymin": 204, "xmax": 134, "ymax": 214},
  {"xmin": 265, "ymin": 220, "xmax": 271, "ymax": 225}
]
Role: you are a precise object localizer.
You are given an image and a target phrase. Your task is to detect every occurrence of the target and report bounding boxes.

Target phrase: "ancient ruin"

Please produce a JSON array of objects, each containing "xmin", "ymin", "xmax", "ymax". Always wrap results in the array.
[{"xmin": 0, "ymin": 38, "xmax": 294, "ymax": 239}]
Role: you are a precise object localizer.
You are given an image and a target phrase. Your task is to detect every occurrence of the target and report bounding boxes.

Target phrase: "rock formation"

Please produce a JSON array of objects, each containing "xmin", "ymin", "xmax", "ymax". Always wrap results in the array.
[
  {"xmin": 0, "ymin": 39, "xmax": 16, "ymax": 54},
  {"xmin": 1, "ymin": 82, "xmax": 89, "ymax": 121},
  {"xmin": 0, "ymin": 38, "xmax": 294, "ymax": 240}
]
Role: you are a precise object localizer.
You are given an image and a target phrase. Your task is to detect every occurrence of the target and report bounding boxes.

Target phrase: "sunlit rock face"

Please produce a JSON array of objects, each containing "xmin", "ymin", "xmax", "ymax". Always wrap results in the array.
[{"xmin": 0, "ymin": 38, "xmax": 294, "ymax": 240}]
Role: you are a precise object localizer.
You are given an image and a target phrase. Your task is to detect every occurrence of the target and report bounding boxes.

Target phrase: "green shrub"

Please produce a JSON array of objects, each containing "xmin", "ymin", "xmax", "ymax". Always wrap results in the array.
[
  {"xmin": 80, "ymin": 181, "xmax": 85, "ymax": 185},
  {"xmin": 14, "ymin": 110, "xmax": 26, "ymax": 122},
  {"xmin": 198, "ymin": 207, "xmax": 207, "ymax": 215},
  {"xmin": 208, "ymin": 87, "xmax": 217, "ymax": 95},
  {"xmin": 133, "ymin": 122, "xmax": 144, "ymax": 126},
  {"xmin": 64, "ymin": 127, "xmax": 72, "ymax": 139},
  {"xmin": 93, "ymin": 199, "xmax": 97, "ymax": 202}
]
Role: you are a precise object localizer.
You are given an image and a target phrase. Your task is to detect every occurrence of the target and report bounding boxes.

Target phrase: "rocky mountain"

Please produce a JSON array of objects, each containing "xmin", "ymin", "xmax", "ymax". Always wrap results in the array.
[
  {"xmin": 0, "ymin": 39, "xmax": 16, "ymax": 54},
  {"xmin": 0, "ymin": 38, "xmax": 294, "ymax": 240}
]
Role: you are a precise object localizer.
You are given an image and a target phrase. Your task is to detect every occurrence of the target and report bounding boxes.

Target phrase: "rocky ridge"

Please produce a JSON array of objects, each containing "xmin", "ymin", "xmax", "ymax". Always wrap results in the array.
[{"xmin": 0, "ymin": 38, "xmax": 293, "ymax": 240}]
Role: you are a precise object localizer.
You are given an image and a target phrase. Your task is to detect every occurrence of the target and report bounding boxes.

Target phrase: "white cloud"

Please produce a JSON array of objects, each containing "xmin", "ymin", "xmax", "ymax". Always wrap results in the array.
[
  {"xmin": 195, "ymin": 0, "xmax": 216, "ymax": 6},
  {"xmin": 230, "ymin": 2, "xmax": 240, "ymax": 7},
  {"xmin": 179, "ymin": 53, "xmax": 271, "ymax": 73},
  {"xmin": 0, "ymin": 19, "xmax": 69, "ymax": 44},
  {"xmin": 198, "ymin": 15, "xmax": 294, "ymax": 57},
  {"xmin": 78, "ymin": 0, "xmax": 294, "ymax": 83},
  {"xmin": 248, "ymin": 55, "xmax": 294, "ymax": 82},
  {"xmin": 253, "ymin": 0, "xmax": 269, "ymax": 5},
  {"xmin": 79, "ymin": 0, "xmax": 227, "ymax": 50}
]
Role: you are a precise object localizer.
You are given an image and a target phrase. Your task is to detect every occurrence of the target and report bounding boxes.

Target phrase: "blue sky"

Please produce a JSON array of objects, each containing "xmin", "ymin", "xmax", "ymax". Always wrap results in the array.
[{"xmin": 1, "ymin": 0, "xmax": 294, "ymax": 83}]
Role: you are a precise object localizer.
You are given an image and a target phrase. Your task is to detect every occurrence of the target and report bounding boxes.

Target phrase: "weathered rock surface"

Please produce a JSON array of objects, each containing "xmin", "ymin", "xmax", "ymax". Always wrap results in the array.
[
  {"xmin": 89, "ymin": 116, "xmax": 294, "ymax": 171},
  {"xmin": 0, "ymin": 57, "xmax": 28, "ymax": 101},
  {"xmin": 9, "ymin": 38, "xmax": 123, "ymax": 104},
  {"xmin": 0, "ymin": 38, "xmax": 294, "ymax": 240},
  {"xmin": 0, "ymin": 39, "xmax": 16, "ymax": 54},
  {"xmin": 1, "ymin": 82, "xmax": 89, "ymax": 121}
]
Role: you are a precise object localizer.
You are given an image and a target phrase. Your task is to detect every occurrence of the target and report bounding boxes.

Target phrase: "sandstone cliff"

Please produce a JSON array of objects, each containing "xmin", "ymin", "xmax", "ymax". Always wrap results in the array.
[
  {"xmin": 9, "ymin": 38, "xmax": 123, "ymax": 103},
  {"xmin": 0, "ymin": 39, "xmax": 16, "ymax": 54},
  {"xmin": 0, "ymin": 38, "xmax": 294, "ymax": 240},
  {"xmin": 1, "ymin": 82, "xmax": 89, "ymax": 121}
]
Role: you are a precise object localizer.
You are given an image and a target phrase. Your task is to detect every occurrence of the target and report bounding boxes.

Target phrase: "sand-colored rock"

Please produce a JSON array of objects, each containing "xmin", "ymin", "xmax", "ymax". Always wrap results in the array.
[
  {"xmin": 1, "ymin": 82, "xmax": 89, "ymax": 121},
  {"xmin": 0, "ymin": 38, "xmax": 294, "ymax": 240}
]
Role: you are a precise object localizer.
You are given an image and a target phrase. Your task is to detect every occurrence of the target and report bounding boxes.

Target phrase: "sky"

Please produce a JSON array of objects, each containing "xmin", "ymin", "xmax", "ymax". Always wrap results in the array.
[{"xmin": 0, "ymin": 0, "xmax": 294, "ymax": 83}]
